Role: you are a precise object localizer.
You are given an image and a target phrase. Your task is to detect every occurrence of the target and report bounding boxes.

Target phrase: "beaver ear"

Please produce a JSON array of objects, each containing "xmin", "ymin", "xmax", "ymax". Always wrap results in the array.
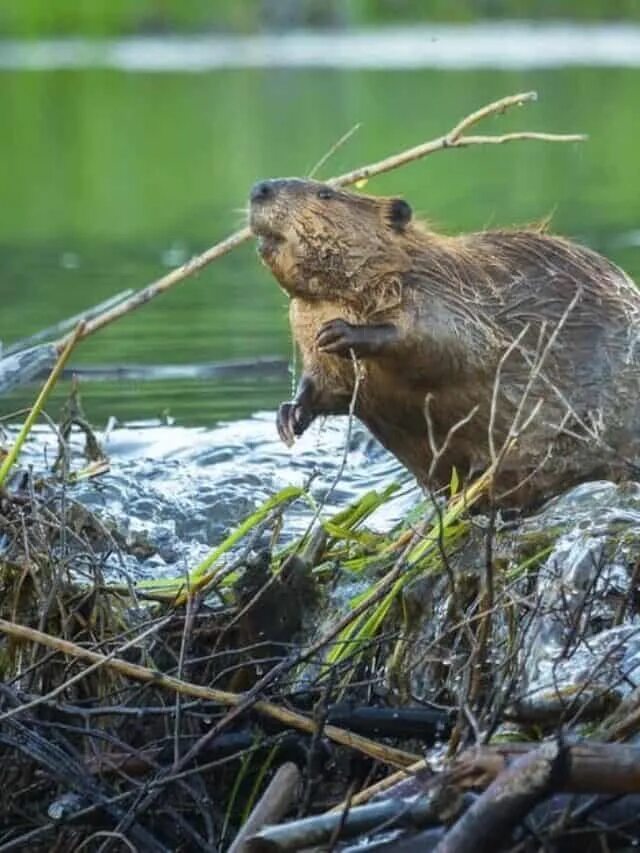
[{"xmin": 388, "ymin": 198, "xmax": 412, "ymax": 230}]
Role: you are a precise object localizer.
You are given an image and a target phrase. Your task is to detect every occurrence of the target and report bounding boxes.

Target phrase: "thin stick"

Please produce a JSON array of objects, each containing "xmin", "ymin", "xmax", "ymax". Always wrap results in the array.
[
  {"xmin": 456, "ymin": 132, "xmax": 585, "ymax": 147},
  {"xmin": 0, "ymin": 322, "xmax": 85, "ymax": 488},
  {"xmin": 5, "ymin": 290, "xmax": 133, "ymax": 356},
  {"xmin": 329, "ymin": 92, "xmax": 585, "ymax": 188},
  {"xmin": 54, "ymin": 91, "xmax": 585, "ymax": 354},
  {"xmin": 308, "ymin": 122, "xmax": 362, "ymax": 179},
  {"xmin": 0, "ymin": 618, "xmax": 418, "ymax": 768},
  {"xmin": 447, "ymin": 91, "xmax": 537, "ymax": 140},
  {"xmin": 56, "ymin": 229, "xmax": 250, "ymax": 352}
]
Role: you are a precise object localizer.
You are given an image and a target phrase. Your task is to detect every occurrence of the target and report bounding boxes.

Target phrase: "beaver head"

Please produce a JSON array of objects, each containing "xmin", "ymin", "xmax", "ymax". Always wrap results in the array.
[{"xmin": 249, "ymin": 178, "xmax": 414, "ymax": 312}]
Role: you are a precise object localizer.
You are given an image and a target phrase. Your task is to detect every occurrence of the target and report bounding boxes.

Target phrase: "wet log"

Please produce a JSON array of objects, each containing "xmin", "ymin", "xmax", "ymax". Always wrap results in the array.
[
  {"xmin": 327, "ymin": 704, "xmax": 453, "ymax": 743},
  {"xmin": 434, "ymin": 741, "xmax": 568, "ymax": 853},
  {"xmin": 0, "ymin": 343, "xmax": 57, "ymax": 395},
  {"xmin": 450, "ymin": 741, "xmax": 640, "ymax": 795},
  {"xmin": 57, "ymin": 356, "xmax": 288, "ymax": 383},
  {"xmin": 526, "ymin": 791, "xmax": 640, "ymax": 842},
  {"xmin": 0, "ymin": 292, "xmax": 137, "ymax": 395},
  {"xmin": 342, "ymin": 826, "xmax": 446, "ymax": 852},
  {"xmin": 349, "ymin": 803, "xmax": 640, "ymax": 853},
  {"xmin": 229, "ymin": 762, "xmax": 301, "ymax": 853},
  {"xmin": 245, "ymin": 792, "xmax": 471, "ymax": 852}
]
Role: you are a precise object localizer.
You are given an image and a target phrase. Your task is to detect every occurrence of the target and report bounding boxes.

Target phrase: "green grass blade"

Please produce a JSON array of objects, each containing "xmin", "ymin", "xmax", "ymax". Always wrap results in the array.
[
  {"xmin": 114, "ymin": 485, "xmax": 306, "ymax": 600},
  {"xmin": 0, "ymin": 323, "xmax": 85, "ymax": 488}
]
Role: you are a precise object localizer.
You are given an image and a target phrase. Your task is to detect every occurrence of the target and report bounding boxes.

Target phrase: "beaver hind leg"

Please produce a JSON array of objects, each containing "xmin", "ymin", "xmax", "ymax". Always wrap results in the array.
[{"xmin": 316, "ymin": 318, "xmax": 399, "ymax": 358}]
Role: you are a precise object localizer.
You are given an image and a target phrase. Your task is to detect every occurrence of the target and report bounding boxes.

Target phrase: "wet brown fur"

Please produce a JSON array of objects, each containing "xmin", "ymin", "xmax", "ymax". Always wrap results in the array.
[{"xmin": 250, "ymin": 178, "xmax": 640, "ymax": 506}]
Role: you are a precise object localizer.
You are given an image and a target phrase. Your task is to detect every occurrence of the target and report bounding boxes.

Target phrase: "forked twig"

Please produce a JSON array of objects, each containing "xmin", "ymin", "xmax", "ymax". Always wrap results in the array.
[{"xmin": 330, "ymin": 92, "xmax": 584, "ymax": 189}]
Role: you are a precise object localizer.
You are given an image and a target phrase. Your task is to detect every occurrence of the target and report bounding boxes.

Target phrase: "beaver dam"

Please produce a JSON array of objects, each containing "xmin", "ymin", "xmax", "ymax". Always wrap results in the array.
[{"xmin": 2, "ymin": 94, "xmax": 640, "ymax": 852}]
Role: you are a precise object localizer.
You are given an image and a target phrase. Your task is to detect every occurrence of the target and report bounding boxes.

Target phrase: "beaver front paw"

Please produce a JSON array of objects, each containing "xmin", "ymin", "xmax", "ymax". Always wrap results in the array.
[
  {"xmin": 316, "ymin": 319, "xmax": 399, "ymax": 358},
  {"xmin": 316, "ymin": 318, "xmax": 362, "ymax": 357},
  {"xmin": 276, "ymin": 401, "xmax": 313, "ymax": 447}
]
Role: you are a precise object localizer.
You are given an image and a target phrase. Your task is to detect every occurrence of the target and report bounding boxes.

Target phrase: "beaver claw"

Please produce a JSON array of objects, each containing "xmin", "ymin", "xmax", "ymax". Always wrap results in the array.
[
  {"xmin": 316, "ymin": 319, "xmax": 362, "ymax": 357},
  {"xmin": 277, "ymin": 401, "xmax": 313, "ymax": 447}
]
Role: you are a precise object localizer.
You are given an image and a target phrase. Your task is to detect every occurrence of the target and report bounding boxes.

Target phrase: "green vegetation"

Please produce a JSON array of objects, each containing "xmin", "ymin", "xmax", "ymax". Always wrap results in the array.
[{"xmin": 1, "ymin": 0, "xmax": 639, "ymax": 37}]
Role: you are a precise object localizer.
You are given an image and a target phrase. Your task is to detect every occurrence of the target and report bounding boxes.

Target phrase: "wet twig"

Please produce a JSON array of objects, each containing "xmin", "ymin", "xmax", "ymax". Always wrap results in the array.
[{"xmin": 434, "ymin": 740, "xmax": 568, "ymax": 853}]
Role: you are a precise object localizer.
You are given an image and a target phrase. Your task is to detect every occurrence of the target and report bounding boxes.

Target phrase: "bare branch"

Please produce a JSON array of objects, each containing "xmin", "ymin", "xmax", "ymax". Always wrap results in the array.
[
  {"xmin": 53, "ymin": 92, "xmax": 585, "ymax": 353},
  {"xmin": 447, "ymin": 91, "xmax": 538, "ymax": 141}
]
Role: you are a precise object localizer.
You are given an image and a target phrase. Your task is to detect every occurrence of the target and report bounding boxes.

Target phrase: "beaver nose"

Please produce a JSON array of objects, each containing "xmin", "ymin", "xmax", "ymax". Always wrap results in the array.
[{"xmin": 250, "ymin": 180, "xmax": 277, "ymax": 204}]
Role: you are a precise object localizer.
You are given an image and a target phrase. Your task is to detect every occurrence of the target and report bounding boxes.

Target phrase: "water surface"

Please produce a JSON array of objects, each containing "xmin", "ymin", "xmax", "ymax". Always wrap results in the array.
[
  {"xmin": 1, "ymin": 56, "xmax": 638, "ymax": 424},
  {"xmin": 1, "ymin": 31, "xmax": 638, "ymax": 576}
]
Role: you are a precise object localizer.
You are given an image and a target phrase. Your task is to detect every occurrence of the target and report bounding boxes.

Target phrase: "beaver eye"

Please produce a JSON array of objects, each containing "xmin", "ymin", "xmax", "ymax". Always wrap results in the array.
[{"xmin": 317, "ymin": 188, "xmax": 335, "ymax": 200}]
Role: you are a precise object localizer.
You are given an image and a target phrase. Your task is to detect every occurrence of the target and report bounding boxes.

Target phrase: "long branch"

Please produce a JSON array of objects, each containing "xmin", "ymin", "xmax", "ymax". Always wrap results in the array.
[
  {"xmin": 0, "ymin": 618, "xmax": 418, "ymax": 769},
  {"xmin": 55, "ymin": 91, "xmax": 585, "ymax": 353}
]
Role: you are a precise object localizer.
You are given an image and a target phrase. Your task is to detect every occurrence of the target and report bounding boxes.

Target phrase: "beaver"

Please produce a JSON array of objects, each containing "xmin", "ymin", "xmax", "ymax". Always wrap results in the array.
[{"xmin": 249, "ymin": 177, "xmax": 640, "ymax": 506}]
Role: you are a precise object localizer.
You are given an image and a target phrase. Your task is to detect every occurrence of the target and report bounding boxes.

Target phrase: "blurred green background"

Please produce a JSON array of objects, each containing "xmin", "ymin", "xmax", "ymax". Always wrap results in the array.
[
  {"xmin": 1, "ymin": 4, "xmax": 639, "ymax": 427},
  {"xmin": 2, "ymin": 0, "xmax": 640, "ymax": 35}
]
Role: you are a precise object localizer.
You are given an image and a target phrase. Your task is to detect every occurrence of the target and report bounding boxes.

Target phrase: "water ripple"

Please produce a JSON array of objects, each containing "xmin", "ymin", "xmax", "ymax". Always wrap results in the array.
[{"xmin": 17, "ymin": 414, "xmax": 419, "ymax": 580}]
